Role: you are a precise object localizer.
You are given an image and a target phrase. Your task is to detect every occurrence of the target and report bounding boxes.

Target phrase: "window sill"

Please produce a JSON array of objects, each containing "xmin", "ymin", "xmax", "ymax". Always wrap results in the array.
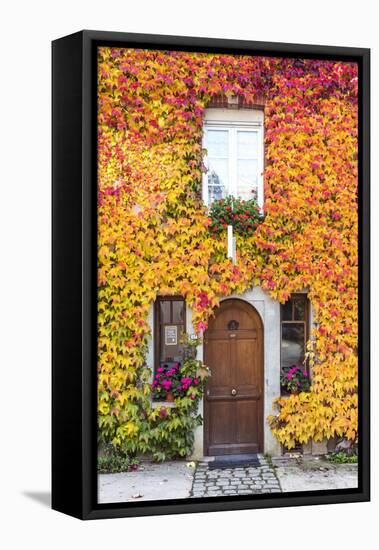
[{"xmin": 151, "ymin": 400, "xmax": 176, "ymax": 409}]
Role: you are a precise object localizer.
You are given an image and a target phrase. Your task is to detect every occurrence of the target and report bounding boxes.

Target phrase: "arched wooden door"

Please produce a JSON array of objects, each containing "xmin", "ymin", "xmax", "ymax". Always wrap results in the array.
[{"xmin": 204, "ymin": 299, "xmax": 263, "ymax": 456}]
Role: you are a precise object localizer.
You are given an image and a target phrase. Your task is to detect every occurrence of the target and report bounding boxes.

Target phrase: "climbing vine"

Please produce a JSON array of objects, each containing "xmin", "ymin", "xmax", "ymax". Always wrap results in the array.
[{"xmin": 97, "ymin": 47, "xmax": 358, "ymax": 453}]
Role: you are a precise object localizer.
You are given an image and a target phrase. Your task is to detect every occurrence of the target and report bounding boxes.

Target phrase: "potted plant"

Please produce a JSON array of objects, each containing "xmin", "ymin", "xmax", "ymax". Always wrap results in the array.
[
  {"xmin": 280, "ymin": 364, "xmax": 310, "ymax": 395},
  {"xmin": 208, "ymin": 194, "xmax": 263, "ymax": 238},
  {"xmin": 151, "ymin": 334, "xmax": 211, "ymax": 402},
  {"xmin": 151, "ymin": 362, "xmax": 181, "ymax": 401}
]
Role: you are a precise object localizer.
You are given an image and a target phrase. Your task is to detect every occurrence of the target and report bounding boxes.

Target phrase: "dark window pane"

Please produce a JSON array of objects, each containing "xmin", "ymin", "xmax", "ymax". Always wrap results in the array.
[
  {"xmin": 159, "ymin": 300, "xmax": 171, "ymax": 323},
  {"xmin": 281, "ymin": 323, "xmax": 305, "ymax": 368},
  {"xmin": 172, "ymin": 300, "xmax": 184, "ymax": 324},
  {"xmin": 160, "ymin": 324, "xmax": 185, "ymax": 363},
  {"xmin": 281, "ymin": 300, "xmax": 293, "ymax": 321},
  {"xmin": 294, "ymin": 298, "xmax": 306, "ymax": 321}
]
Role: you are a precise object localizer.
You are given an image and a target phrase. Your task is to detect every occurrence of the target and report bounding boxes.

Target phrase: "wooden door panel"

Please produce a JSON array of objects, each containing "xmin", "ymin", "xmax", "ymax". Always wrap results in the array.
[
  {"xmin": 206, "ymin": 338, "xmax": 231, "ymax": 388},
  {"xmin": 234, "ymin": 339, "xmax": 258, "ymax": 386},
  {"xmin": 208, "ymin": 401, "xmax": 235, "ymax": 454},
  {"xmin": 232, "ymin": 385, "xmax": 261, "ymax": 399},
  {"xmin": 204, "ymin": 299, "xmax": 263, "ymax": 456},
  {"xmin": 235, "ymin": 401, "xmax": 259, "ymax": 444}
]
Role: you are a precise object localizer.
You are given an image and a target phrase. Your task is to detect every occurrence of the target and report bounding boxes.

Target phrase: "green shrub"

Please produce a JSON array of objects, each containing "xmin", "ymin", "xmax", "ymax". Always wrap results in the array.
[
  {"xmin": 326, "ymin": 452, "xmax": 358, "ymax": 464},
  {"xmin": 97, "ymin": 444, "xmax": 139, "ymax": 473}
]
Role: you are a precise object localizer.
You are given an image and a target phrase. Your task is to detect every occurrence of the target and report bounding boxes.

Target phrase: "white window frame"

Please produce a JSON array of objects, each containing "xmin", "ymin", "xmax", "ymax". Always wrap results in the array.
[{"xmin": 202, "ymin": 109, "xmax": 264, "ymax": 209}]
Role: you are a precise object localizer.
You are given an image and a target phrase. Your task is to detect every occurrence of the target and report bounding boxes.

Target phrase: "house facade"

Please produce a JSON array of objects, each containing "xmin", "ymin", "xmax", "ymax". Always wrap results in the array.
[{"xmin": 97, "ymin": 49, "xmax": 358, "ymax": 460}]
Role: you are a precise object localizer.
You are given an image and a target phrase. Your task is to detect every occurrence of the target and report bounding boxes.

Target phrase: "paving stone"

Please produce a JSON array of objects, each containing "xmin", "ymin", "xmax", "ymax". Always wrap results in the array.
[{"xmin": 192, "ymin": 459, "xmax": 282, "ymax": 497}]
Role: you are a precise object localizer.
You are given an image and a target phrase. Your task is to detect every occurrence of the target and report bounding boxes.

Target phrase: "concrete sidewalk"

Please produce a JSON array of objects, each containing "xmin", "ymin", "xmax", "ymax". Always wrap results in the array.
[
  {"xmin": 98, "ymin": 456, "xmax": 358, "ymax": 503},
  {"xmin": 98, "ymin": 460, "xmax": 195, "ymax": 504},
  {"xmin": 273, "ymin": 456, "xmax": 358, "ymax": 492}
]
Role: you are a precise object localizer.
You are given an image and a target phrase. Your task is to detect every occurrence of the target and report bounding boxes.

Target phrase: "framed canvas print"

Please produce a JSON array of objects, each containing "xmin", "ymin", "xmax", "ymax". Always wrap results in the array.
[{"xmin": 52, "ymin": 30, "xmax": 370, "ymax": 520}]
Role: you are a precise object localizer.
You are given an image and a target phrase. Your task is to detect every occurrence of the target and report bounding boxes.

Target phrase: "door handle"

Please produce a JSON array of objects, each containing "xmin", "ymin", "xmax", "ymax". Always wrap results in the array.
[{"xmin": 231, "ymin": 388, "xmax": 237, "ymax": 396}]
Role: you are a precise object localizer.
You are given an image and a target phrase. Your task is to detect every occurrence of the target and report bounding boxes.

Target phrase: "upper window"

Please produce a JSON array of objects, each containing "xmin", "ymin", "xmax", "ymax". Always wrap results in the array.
[{"xmin": 202, "ymin": 108, "xmax": 264, "ymax": 208}]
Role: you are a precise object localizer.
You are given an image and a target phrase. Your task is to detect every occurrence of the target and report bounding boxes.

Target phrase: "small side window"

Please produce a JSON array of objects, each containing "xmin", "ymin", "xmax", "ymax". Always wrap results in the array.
[
  {"xmin": 154, "ymin": 296, "xmax": 186, "ymax": 373},
  {"xmin": 280, "ymin": 294, "xmax": 311, "ymax": 395}
]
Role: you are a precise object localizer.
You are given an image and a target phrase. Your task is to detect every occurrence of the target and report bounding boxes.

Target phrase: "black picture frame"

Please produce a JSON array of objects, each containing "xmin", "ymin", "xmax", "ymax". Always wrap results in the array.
[{"xmin": 52, "ymin": 30, "xmax": 370, "ymax": 520}]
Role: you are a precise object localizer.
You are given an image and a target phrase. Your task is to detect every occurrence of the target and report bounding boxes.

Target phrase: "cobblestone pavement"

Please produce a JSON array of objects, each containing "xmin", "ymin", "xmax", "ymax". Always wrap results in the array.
[{"xmin": 190, "ymin": 455, "xmax": 282, "ymax": 498}]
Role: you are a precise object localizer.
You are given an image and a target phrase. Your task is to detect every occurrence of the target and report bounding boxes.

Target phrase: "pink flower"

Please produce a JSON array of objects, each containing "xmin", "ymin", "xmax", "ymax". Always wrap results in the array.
[{"xmin": 161, "ymin": 380, "xmax": 172, "ymax": 390}]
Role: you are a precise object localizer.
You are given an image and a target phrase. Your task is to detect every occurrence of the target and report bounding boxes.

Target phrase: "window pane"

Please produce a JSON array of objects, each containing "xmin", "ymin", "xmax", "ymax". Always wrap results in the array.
[
  {"xmin": 207, "ymin": 158, "xmax": 228, "ymax": 203},
  {"xmin": 160, "ymin": 324, "xmax": 185, "ymax": 363},
  {"xmin": 206, "ymin": 130, "xmax": 229, "ymax": 157},
  {"xmin": 237, "ymin": 159, "xmax": 258, "ymax": 199},
  {"xmin": 281, "ymin": 300, "xmax": 293, "ymax": 321},
  {"xmin": 281, "ymin": 323, "xmax": 305, "ymax": 368},
  {"xmin": 237, "ymin": 131, "xmax": 258, "ymax": 159},
  {"xmin": 159, "ymin": 300, "xmax": 171, "ymax": 323},
  {"xmin": 294, "ymin": 298, "xmax": 306, "ymax": 321},
  {"xmin": 172, "ymin": 300, "xmax": 184, "ymax": 323}
]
